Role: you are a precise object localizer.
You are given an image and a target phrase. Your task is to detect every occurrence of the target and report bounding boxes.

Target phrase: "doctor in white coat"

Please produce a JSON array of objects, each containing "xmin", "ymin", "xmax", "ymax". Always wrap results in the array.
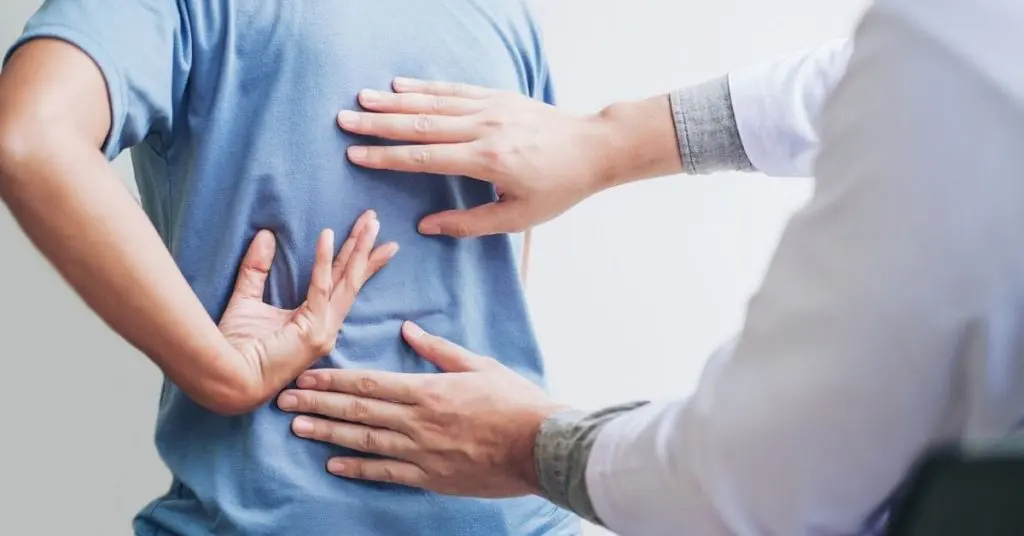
[{"xmin": 273, "ymin": 1, "xmax": 1024, "ymax": 534}]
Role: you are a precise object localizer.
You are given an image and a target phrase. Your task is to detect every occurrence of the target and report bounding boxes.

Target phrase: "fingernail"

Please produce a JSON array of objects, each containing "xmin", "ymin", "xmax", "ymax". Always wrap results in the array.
[
  {"xmin": 296, "ymin": 374, "xmax": 317, "ymax": 389},
  {"xmin": 327, "ymin": 459, "xmax": 346, "ymax": 474},
  {"xmin": 338, "ymin": 110, "xmax": 360, "ymax": 128},
  {"xmin": 348, "ymin": 146, "xmax": 368, "ymax": 162},
  {"xmin": 418, "ymin": 221, "xmax": 440, "ymax": 235},
  {"xmin": 359, "ymin": 89, "xmax": 381, "ymax": 106},
  {"xmin": 293, "ymin": 417, "xmax": 314, "ymax": 436},
  {"xmin": 278, "ymin": 393, "xmax": 298, "ymax": 410},
  {"xmin": 404, "ymin": 321, "xmax": 426, "ymax": 338},
  {"xmin": 386, "ymin": 243, "xmax": 400, "ymax": 258},
  {"xmin": 393, "ymin": 77, "xmax": 415, "ymax": 89}
]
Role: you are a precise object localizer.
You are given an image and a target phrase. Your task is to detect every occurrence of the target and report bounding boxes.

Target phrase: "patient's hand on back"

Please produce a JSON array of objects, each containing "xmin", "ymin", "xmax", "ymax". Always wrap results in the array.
[{"xmin": 218, "ymin": 209, "xmax": 398, "ymax": 409}]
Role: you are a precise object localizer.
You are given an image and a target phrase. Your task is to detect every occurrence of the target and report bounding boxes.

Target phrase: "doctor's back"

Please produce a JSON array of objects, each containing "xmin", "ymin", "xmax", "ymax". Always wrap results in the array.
[{"xmin": 9, "ymin": 1, "xmax": 576, "ymax": 535}]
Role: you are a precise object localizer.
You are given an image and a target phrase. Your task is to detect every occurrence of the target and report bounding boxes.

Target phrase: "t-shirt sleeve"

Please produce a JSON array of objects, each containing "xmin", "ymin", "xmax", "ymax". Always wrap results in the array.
[{"xmin": 4, "ymin": 0, "xmax": 192, "ymax": 160}]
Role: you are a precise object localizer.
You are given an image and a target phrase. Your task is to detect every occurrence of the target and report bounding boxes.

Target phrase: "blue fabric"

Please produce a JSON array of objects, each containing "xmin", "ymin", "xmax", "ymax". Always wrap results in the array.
[{"xmin": 9, "ymin": 1, "xmax": 576, "ymax": 535}]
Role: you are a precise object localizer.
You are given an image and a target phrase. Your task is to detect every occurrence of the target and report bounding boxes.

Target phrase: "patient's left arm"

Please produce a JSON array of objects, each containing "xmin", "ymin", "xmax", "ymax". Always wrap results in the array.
[{"xmin": 0, "ymin": 40, "xmax": 396, "ymax": 416}]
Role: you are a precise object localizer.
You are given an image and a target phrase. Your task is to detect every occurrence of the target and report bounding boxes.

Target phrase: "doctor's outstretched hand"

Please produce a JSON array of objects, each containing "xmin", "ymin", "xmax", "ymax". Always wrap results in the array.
[
  {"xmin": 277, "ymin": 321, "xmax": 568, "ymax": 497},
  {"xmin": 339, "ymin": 78, "xmax": 682, "ymax": 237}
]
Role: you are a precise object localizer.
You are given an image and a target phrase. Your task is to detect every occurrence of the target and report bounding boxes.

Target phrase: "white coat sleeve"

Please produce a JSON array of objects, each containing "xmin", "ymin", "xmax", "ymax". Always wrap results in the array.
[
  {"xmin": 535, "ymin": 2, "xmax": 1024, "ymax": 535},
  {"xmin": 729, "ymin": 38, "xmax": 852, "ymax": 177}
]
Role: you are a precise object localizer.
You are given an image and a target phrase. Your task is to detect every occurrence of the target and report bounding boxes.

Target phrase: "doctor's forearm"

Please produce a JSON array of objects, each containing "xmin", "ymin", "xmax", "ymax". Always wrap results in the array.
[{"xmin": 598, "ymin": 76, "xmax": 754, "ymax": 188}]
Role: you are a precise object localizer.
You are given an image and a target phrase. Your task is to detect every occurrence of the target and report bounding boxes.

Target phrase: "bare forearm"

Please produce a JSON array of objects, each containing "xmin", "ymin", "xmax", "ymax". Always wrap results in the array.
[
  {"xmin": 0, "ymin": 138, "xmax": 252, "ymax": 411},
  {"xmin": 595, "ymin": 76, "xmax": 753, "ymax": 189},
  {"xmin": 0, "ymin": 40, "xmax": 252, "ymax": 414}
]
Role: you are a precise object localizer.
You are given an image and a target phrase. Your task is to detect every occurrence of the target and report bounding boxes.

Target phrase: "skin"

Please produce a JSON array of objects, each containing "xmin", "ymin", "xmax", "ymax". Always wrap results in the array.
[
  {"xmin": 279, "ymin": 78, "xmax": 687, "ymax": 495},
  {"xmin": 0, "ymin": 39, "xmax": 397, "ymax": 416},
  {"xmin": 339, "ymin": 77, "xmax": 684, "ymax": 237},
  {"xmin": 279, "ymin": 321, "xmax": 567, "ymax": 496}
]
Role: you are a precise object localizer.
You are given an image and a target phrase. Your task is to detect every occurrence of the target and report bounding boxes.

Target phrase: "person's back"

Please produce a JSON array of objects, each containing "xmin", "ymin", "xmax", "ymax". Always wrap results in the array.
[{"xmin": 9, "ymin": 1, "xmax": 575, "ymax": 534}]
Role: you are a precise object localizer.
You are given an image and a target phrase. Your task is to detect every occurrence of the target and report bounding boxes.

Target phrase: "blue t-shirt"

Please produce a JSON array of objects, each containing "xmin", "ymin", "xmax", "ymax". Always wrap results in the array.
[{"xmin": 9, "ymin": 1, "xmax": 578, "ymax": 535}]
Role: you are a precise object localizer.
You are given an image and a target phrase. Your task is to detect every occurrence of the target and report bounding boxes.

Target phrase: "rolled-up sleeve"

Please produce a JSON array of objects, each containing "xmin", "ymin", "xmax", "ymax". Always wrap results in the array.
[{"xmin": 579, "ymin": 4, "xmax": 1024, "ymax": 535}]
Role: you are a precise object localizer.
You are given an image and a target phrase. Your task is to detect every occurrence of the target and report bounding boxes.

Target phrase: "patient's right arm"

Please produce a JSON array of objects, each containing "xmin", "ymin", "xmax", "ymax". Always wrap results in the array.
[{"xmin": 0, "ymin": 40, "xmax": 394, "ymax": 416}]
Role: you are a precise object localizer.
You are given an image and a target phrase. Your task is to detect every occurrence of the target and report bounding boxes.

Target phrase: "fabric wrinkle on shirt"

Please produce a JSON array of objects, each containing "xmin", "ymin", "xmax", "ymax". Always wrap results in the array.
[{"xmin": 6, "ymin": 1, "xmax": 579, "ymax": 535}]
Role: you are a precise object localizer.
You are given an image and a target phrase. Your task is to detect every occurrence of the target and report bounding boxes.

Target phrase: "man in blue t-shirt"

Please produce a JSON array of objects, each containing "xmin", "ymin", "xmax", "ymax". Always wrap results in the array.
[{"xmin": 0, "ymin": 1, "xmax": 578, "ymax": 535}]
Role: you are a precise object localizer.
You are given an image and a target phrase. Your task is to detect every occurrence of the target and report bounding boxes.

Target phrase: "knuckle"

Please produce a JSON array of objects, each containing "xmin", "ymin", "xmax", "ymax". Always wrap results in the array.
[
  {"xmin": 346, "ymin": 398, "xmax": 371, "ymax": 420},
  {"xmin": 308, "ymin": 421, "xmax": 326, "ymax": 440},
  {"xmin": 360, "ymin": 429, "xmax": 379, "ymax": 451},
  {"xmin": 478, "ymin": 143, "xmax": 505, "ymax": 167},
  {"xmin": 300, "ymin": 393, "xmax": 317, "ymax": 412},
  {"xmin": 432, "ymin": 96, "xmax": 450, "ymax": 113},
  {"xmin": 412, "ymin": 148, "xmax": 432, "ymax": 165},
  {"xmin": 436, "ymin": 463, "xmax": 458, "ymax": 479},
  {"xmin": 450, "ymin": 221, "xmax": 472, "ymax": 238},
  {"xmin": 421, "ymin": 383, "xmax": 447, "ymax": 408},
  {"xmin": 412, "ymin": 114, "xmax": 432, "ymax": 134},
  {"xmin": 316, "ymin": 334, "xmax": 336, "ymax": 355},
  {"xmin": 324, "ymin": 423, "xmax": 343, "ymax": 443},
  {"xmin": 356, "ymin": 376, "xmax": 379, "ymax": 395}
]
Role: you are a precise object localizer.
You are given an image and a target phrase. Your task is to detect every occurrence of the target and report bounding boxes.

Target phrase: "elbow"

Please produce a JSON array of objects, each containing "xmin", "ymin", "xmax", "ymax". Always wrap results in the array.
[{"xmin": 194, "ymin": 375, "xmax": 272, "ymax": 417}]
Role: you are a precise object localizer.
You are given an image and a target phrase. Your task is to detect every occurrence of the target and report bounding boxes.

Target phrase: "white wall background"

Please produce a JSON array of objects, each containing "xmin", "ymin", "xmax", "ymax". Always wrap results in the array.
[{"xmin": 0, "ymin": 1, "xmax": 865, "ymax": 534}]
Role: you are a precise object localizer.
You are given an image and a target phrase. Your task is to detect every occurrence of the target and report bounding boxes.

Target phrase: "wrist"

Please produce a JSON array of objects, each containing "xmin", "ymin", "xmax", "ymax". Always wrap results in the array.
[
  {"xmin": 588, "ymin": 94, "xmax": 683, "ymax": 190},
  {"xmin": 513, "ymin": 403, "xmax": 569, "ymax": 495}
]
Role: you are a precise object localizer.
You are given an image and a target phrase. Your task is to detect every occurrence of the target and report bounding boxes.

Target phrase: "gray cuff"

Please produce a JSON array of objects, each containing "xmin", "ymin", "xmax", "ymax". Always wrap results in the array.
[
  {"xmin": 670, "ymin": 75, "xmax": 755, "ymax": 174},
  {"xmin": 534, "ymin": 401, "xmax": 650, "ymax": 526}
]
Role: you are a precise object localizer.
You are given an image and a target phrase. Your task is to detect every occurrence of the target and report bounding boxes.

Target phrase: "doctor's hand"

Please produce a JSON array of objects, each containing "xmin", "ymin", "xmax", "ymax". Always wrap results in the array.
[
  {"xmin": 338, "ymin": 78, "xmax": 680, "ymax": 237},
  {"xmin": 277, "ymin": 321, "xmax": 568, "ymax": 497}
]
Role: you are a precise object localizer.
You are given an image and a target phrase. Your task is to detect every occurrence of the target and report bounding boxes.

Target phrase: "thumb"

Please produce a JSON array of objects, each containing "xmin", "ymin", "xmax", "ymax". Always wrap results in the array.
[
  {"xmin": 418, "ymin": 201, "xmax": 526, "ymax": 238},
  {"xmin": 402, "ymin": 321, "xmax": 489, "ymax": 372},
  {"xmin": 231, "ymin": 230, "xmax": 277, "ymax": 300}
]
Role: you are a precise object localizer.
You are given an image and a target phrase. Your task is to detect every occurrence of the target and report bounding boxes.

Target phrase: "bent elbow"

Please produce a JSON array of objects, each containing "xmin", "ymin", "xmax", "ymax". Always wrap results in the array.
[{"xmin": 194, "ymin": 376, "xmax": 271, "ymax": 417}]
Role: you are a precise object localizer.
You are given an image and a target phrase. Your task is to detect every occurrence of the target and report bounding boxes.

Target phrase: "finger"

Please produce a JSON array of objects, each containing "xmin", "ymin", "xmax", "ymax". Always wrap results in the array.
[
  {"xmin": 346, "ymin": 144, "xmax": 478, "ymax": 177},
  {"xmin": 366, "ymin": 242, "xmax": 399, "ymax": 277},
  {"xmin": 306, "ymin": 229, "xmax": 335, "ymax": 314},
  {"xmin": 327, "ymin": 457, "xmax": 429, "ymax": 489},
  {"xmin": 332, "ymin": 210, "xmax": 376, "ymax": 284},
  {"xmin": 401, "ymin": 321, "xmax": 493, "ymax": 373},
  {"xmin": 330, "ymin": 218, "xmax": 380, "ymax": 316},
  {"xmin": 338, "ymin": 111, "xmax": 478, "ymax": 143},
  {"xmin": 278, "ymin": 389, "xmax": 413, "ymax": 431},
  {"xmin": 417, "ymin": 201, "xmax": 526, "ymax": 238},
  {"xmin": 231, "ymin": 230, "xmax": 277, "ymax": 300},
  {"xmin": 392, "ymin": 77, "xmax": 495, "ymax": 99},
  {"xmin": 296, "ymin": 368, "xmax": 423, "ymax": 404},
  {"xmin": 292, "ymin": 417, "xmax": 416, "ymax": 459},
  {"xmin": 357, "ymin": 89, "xmax": 485, "ymax": 116}
]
